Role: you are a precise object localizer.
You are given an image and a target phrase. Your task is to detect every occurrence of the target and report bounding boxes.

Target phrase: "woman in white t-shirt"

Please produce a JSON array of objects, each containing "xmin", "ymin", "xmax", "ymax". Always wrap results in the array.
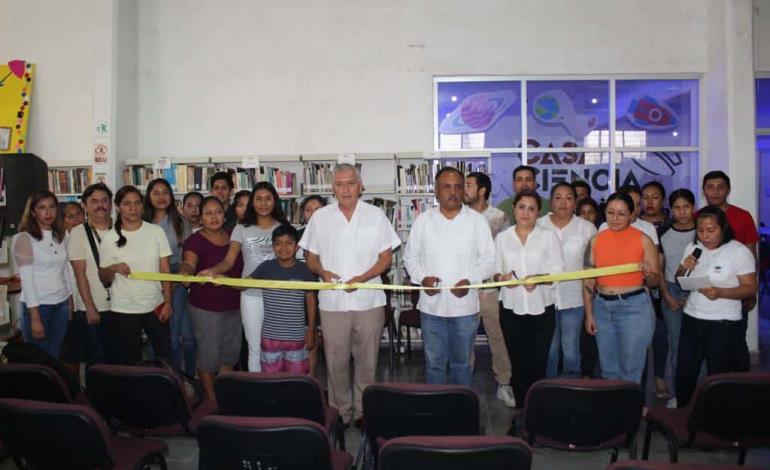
[
  {"xmin": 12, "ymin": 190, "xmax": 73, "ymax": 359},
  {"xmin": 99, "ymin": 186, "xmax": 174, "ymax": 365},
  {"xmin": 539, "ymin": 182, "xmax": 597, "ymax": 378},
  {"xmin": 674, "ymin": 206, "xmax": 757, "ymax": 408},
  {"xmin": 199, "ymin": 181, "xmax": 284, "ymax": 371}
]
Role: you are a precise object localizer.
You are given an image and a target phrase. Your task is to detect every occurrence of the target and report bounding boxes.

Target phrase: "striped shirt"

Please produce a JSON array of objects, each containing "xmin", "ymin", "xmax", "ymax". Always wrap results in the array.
[{"xmin": 252, "ymin": 259, "xmax": 317, "ymax": 341}]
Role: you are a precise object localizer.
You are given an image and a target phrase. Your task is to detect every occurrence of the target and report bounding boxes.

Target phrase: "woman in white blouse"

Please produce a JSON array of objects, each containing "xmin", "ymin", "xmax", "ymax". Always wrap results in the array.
[
  {"xmin": 539, "ymin": 182, "xmax": 597, "ymax": 378},
  {"xmin": 674, "ymin": 206, "xmax": 757, "ymax": 407},
  {"xmin": 493, "ymin": 190, "xmax": 564, "ymax": 410},
  {"xmin": 13, "ymin": 190, "xmax": 73, "ymax": 358}
]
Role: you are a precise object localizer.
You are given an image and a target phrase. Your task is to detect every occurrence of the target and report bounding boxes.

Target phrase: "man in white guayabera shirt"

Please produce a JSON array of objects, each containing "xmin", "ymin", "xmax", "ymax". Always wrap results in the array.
[
  {"xmin": 299, "ymin": 163, "xmax": 401, "ymax": 428},
  {"xmin": 405, "ymin": 167, "xmax": 496, "ymax": 386}
]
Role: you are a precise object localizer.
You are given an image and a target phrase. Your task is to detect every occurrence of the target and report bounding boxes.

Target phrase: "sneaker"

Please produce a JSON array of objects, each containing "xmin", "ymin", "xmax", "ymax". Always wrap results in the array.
[{"xmin": 496, "ymin": 385, "xmax": 516, "ymax": 408}]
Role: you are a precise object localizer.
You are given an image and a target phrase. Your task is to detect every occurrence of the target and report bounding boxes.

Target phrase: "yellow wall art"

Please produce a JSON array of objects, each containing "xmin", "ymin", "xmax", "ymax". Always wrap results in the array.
[{"xmin": 0, "ymin": 60, "xmax": 34, "ymax": 154}]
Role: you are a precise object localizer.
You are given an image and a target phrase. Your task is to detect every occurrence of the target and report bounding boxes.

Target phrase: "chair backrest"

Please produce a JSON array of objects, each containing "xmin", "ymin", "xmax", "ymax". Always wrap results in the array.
[
  {"xmin": 1, "ymin": 342, "xmax": 80, "ymax": 398},
  {"xmin": 687, "ymin": 372, "xmax": 770, "ymax": 445},
  {"xmin": 379, "ymin": 435, "xmax": 532, "ymax": 470},
  {"xmin": 86, "ymin": 364, "xmax": 192, "ymax": 432},
  {"xmin": 363, "ymin": 383, "xmax": 480, "ymax": 450},
  {"xmin": 197, "ymin": 415, "xmax": 334, "ymax": 470},
  {"xmin": 0, "ymin": 398, "xmax": 112, "ymax": 469},
  {"xmin": 0, "ymin": 363, "xmax": 72, "ymax": 403},
  {"xmin": 523, "ymin": 378, "xmax": 644, "ymax": 450},
  {"xmin": 215, "ymin": 372, "xmax": 327, "ymax": 424}
]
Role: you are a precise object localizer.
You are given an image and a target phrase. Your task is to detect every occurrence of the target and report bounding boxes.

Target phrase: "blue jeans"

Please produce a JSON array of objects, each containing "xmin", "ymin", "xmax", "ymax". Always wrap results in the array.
[
  {"xmin": 420, "ymin": 312, "xmax": 479, "ymax": 386},
  {"xmin": 593, "ymin": 292, "xmax": 654, "ymax": 383},
  {"xmin": 20, "ymin": 301, "xmax": 70, "ymax": 359},
  {"xmin": 170, "ymin": 283, "xmax": 197, "ymax": 376},
  {"xmin": 661, "ymin": 281, "xmax": 685, "ymax": 394},
  {"xmin": 546, "ymin": 306, "xmax": 584, "ymax": 377}
]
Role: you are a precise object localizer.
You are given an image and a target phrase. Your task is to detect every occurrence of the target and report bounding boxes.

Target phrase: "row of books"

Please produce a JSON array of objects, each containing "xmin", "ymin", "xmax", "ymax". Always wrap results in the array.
[
  {"xmin": 229, "ymin": 167, "xmax": 300, "ymax": 195},
  {"xmin": 303, "ymin": 162, "xmax": 363, "ymax": 193},
  {"xmin": 48, "ymin": 168, "xmax": 94, "ymax": 195},
  {"xmin": 303, "ymin": 163, "xmax": 334, "ymax": 193},
  {"xmin": 394, "ymin": 197, "xmax": 436, "ymax": 233},
  {"xmin": 124, "ymin": 163, "xmax": 302, "ymax": 196},
  {"xmin": 396, "ymin": 160, "xmax": 488, "ymax": 194}
]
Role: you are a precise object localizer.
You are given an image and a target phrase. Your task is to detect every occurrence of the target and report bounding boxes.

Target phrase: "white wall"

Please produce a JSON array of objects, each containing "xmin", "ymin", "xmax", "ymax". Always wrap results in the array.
[
  {"xmin": 0, "ymin": 0, "xmax": 110, "ymax": 162},
  {"xmin": 132, "ymin": 0, "xmax": 711, "ymax": 158},
  {"xmin": 755, "ymin": 0, "xmax": 770, "ymax": 71}
]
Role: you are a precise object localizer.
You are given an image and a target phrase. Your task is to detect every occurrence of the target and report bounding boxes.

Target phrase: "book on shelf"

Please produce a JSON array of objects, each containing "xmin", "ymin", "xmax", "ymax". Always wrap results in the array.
[
  {"xmin": 302, "ymin": 162, "xmax": 361, "ymax": 194},
  {"xmin": 394, "ymin": 197, "xmax": 435, "ymax": 235},
  {"xmin": 396, "ymin": 160, "xmax": 488, "ymax": 194},
  {"xmin": 123, "ymin": 165, "xmax": 156, "ymax": 189},
  {"xmin": 48, "ymin": 167, "xmax": 94, "ymax": 195},
  {"xmin": 226, "ymin": 166, "xmax": 300, "ymax": 196},
  {"xmin": 123, "ymin": 163, "xmax": 220, "ymax": 193},
  {"xmin": 443, "ymin": 160, "xmax": 488, "ymax": 175},
  {"xmin": 279, "ymin": 198, "xmax": 301, "ymax": 225},
  {"xmin": 396, "ymin": 161, "xmax": 441, "ymax": 194},
  {"xmin": 365, "ymin": 197, "xmax": 397, "ymax": 225}
]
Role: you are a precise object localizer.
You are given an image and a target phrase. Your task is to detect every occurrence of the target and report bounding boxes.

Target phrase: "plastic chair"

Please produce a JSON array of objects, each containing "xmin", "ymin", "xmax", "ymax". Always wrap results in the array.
[
  {"xmin": 86, "ymin": 364, "xmax": 216, "ymax": 436},
  {"xmin": 378, "ymin": 435, "xmax": 532, "ymax": 470},
  {"xmin": 642, "ymin": 372, "xmax": 770, "ymax": 465},
  {"xmin": 0, "ymin": 398, "xmax": 167, "ymax": 469},
  {"xmin": 214, "ymin": 371, "xmax": 345, "ymax": 449},
  {"xmin": 197, "ymin": 415, "xmax": 353, "ymax": 470},
  {"xmin": 520, "ymin": 378, "xmax": 644, "ymax": 464}
]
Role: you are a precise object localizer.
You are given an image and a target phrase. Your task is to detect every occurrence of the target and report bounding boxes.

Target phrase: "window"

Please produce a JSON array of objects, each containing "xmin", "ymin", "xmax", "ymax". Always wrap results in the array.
[{"xmin": 435, "ymin": 77, "xmax": 700, "ymax": 204}]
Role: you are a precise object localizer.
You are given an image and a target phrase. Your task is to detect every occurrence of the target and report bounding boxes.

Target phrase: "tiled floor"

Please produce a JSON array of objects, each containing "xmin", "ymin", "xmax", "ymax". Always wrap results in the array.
[{"xmin": 2, "ymin": 301, "xmax": 770, "ymax": 469}]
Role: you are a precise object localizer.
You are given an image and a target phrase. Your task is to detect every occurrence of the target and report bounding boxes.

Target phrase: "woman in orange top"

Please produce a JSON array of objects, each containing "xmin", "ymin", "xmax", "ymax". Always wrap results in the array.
[{"xmin": 583, "ymin": 192, "xmax": 660, "ymax": 383}]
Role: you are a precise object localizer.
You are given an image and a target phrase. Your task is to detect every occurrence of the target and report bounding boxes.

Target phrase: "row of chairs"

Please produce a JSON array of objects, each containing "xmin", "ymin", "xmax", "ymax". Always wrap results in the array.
[
  {"xmin": 0, "ymin": 362, "xmax": 769, "ymax": 468},
  {"xmin": 0, "ymin": 399, "xmax": 766, "ymax": 470}
]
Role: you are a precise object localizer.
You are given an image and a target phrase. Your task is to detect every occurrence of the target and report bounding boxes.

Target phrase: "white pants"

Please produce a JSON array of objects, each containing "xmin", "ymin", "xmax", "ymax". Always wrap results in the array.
[{"xmin": 241, "ymin": 292, "xmax": 265, "ymax": 372}]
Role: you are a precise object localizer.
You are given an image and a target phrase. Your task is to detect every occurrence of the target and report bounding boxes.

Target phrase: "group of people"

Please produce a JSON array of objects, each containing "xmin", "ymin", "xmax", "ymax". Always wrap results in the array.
[{"xmin": 12, "ymin": 162, "xmax": 758, "ymax": 428}]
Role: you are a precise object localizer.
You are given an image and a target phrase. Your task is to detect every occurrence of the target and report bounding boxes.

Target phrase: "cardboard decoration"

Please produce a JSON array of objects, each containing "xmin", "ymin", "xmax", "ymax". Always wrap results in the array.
[{"xmin": 0, "ymin": 60, "xmax": 34, "ymax": 154}]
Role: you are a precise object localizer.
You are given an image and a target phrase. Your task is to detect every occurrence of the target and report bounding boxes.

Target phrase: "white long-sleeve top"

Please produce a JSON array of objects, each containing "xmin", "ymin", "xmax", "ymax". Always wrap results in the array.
[
  {"xmin": 404, "ymin": 206, "xmax": 496, "ymax": 317},
  {"xmin": 538, "ymin": 214, "xmax": 597, "ymax": 310},
  {"xmin": 12, "ymin": 230, "xmax": 71, "ymax": 308},
  {"xmin": 495, "ymin": 224, "xmax": 564, "ymax": 315}
]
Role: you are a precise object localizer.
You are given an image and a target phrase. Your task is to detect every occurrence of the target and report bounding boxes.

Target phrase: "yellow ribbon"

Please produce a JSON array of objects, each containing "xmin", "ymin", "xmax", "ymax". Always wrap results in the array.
[{"xmin": 128, "ymin": 263, "xmax": 640, "ymax": 291}]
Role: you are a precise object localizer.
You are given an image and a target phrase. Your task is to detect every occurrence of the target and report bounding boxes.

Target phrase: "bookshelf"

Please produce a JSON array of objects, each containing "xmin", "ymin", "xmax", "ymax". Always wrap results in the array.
[
  {"xmin": 47, "ymin": 160, "xmax": 95, "ymax": 202},
  {"xmin": 122, "ymin": 151, "xmax": 493, "ymax": 350}
]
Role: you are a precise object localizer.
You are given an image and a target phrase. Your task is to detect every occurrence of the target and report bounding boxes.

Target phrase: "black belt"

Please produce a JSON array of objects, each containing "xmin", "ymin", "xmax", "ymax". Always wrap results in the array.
[{"xmin": 598, "ymin": 288, "xmax": 647, "ymax": 301}]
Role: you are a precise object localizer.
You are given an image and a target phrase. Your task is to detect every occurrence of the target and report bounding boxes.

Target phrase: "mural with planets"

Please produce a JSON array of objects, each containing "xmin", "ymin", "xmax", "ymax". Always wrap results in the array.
[
  {"xmin": 436, "ymin": 78, "xmax": 699, "ymax": 204},
  {"xmin": 0, "ymin": 60, "xmax": 34, "ymax": 154}
]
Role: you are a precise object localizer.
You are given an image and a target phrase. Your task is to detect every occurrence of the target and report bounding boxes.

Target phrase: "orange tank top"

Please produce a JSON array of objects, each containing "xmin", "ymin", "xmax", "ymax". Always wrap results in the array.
[{"xmin": 594, "ymin": 226, "xmax": 644, "ymax": 287}]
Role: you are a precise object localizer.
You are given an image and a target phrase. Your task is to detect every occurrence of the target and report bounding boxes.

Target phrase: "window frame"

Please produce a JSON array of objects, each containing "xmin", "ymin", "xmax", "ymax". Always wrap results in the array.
[{"xmin": 434, "ymin": 75, "xmax": 702, "ymax": 195}]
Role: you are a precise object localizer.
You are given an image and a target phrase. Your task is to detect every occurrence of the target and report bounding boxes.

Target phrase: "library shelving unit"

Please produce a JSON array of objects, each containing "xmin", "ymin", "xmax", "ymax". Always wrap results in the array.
[
  {"xmin": 390, "ymin": 150, "xmax": 492, "ymax": 342},
  {"xmin": 47, "ymin": 160, "xmax": 95, "ymax": 203},
  {"xmin": 210, "ymin": 155, "xmax": 303, "ymax": 224},
  {"xmin": 123, "ymin": 151, "xmax": 494, "ymax": 351}
]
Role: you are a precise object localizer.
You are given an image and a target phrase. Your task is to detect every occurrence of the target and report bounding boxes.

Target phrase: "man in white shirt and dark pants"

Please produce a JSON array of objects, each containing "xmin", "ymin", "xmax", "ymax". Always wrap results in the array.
[
  {"xmin": 405, "ymin": 167, "xmax": 496, "ymax": 386},
  {"xmin": 299, "ymin": 163, "xmax": 401, "ymax": 428}
]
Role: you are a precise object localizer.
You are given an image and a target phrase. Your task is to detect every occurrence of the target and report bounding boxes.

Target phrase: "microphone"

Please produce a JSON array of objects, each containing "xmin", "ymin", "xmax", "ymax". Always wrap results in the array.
[{"xmin": 683, "ymin": 247, "xmax": 702, "ymax": 277}]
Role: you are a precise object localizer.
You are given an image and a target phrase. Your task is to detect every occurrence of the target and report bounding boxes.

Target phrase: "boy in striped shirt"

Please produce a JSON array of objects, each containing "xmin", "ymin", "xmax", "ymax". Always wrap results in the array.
[{"xmin": 251, "ymin": 224, "xmax": 318, "ymax": 373}]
